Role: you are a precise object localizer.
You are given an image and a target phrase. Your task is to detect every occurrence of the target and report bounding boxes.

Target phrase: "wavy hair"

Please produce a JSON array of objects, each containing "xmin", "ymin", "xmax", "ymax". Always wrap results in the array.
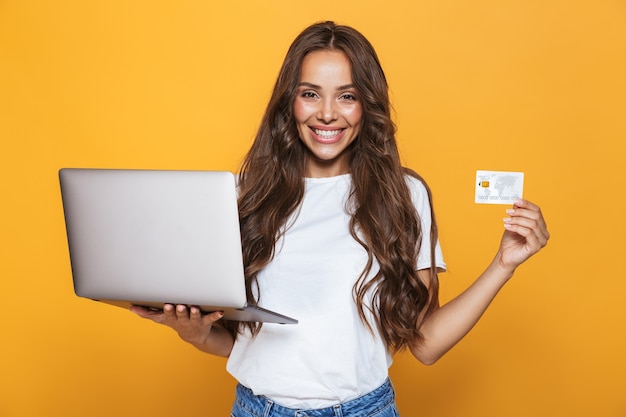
[{"xmin": 222, "ymin": 21, "xmax": 440, "ymax": 352}]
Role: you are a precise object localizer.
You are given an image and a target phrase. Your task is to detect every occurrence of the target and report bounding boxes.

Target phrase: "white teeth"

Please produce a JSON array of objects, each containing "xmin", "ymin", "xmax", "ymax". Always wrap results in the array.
[{"xmin": 314, "ymin": 128, "xmax": 341, "ymax": 138}]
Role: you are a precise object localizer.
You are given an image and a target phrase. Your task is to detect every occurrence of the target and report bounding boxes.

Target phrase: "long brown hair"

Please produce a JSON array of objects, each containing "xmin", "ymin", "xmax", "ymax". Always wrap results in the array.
[{"xmin": 223, "ymin": 21, "xmax": 440, "ymax": 352}]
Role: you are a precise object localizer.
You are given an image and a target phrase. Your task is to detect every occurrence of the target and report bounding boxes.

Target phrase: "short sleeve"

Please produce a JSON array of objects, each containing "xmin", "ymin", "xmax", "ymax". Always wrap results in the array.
[{"xmin": 405, "ymin": 175, "xmax": 446, "ymax": 271}]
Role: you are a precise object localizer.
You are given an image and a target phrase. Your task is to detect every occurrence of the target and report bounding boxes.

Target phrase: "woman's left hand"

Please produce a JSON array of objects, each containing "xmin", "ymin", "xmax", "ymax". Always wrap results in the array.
[{"xmin": 498, "ymin": 199, "xmax": 550, "ymax": 271}]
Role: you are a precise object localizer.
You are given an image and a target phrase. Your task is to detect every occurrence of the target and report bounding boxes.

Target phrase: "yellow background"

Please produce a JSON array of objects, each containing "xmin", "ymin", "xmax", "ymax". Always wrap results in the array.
[{"xmin": 1, "ymin": 1, "xmax": 625, "ymax": 416}]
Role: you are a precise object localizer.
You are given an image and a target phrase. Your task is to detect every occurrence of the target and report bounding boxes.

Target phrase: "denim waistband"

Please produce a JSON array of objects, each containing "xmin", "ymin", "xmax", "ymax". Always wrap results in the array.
[{"xmin": 232, "ymin": 378, "xmax": 396, "ymax": 417}]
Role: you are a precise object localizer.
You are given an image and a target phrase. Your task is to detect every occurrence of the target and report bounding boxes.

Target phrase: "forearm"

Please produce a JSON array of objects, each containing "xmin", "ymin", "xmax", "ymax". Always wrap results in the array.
[
  {"xmin": 411, "ymin": 257, "xmax": 515, "ymax": 365},
  {"xmin": 409, "ymin": 199, "xmax": 548, "ymax": 364}
]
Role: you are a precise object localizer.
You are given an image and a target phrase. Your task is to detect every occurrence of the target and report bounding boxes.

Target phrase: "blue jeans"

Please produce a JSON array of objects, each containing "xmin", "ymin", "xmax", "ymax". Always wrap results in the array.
[{"xmin": 230, "ymin": 378, "xmax": 400, "ymax": 417}]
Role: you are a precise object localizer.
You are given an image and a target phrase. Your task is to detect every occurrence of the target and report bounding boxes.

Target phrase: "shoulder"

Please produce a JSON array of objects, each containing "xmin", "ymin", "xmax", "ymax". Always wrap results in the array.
[
  {"xmin": 402, "ymin": 170, "xmax": 431, "ymax": 203},
  {"xmin": 404, "ymin": 174, "xmax": 427, "ymax": 193}
]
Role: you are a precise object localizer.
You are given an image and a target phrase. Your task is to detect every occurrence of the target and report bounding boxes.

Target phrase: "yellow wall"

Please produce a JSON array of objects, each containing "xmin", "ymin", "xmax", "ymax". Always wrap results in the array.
[{"xmin": 1, "ymin": 1, "xmax": 625, "ymax": 416}]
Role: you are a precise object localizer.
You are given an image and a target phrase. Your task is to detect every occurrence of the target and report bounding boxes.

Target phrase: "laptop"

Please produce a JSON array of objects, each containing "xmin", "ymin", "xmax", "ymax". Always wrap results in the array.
[{"xmin": 59, "ymin": 168, "xmax": 297, "ymax": 324}]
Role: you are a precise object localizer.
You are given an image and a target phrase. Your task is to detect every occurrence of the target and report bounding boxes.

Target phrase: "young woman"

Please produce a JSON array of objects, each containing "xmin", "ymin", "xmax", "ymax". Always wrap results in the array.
[{"xmin": 132, "ymin": 21, "xmax": 549, "ymax": 417}]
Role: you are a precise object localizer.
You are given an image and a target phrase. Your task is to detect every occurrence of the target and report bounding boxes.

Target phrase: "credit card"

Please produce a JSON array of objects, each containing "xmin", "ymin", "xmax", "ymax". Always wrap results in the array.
[{"xmin": 475, "ymin": 170, "xmax": 524, "ymax": 205}]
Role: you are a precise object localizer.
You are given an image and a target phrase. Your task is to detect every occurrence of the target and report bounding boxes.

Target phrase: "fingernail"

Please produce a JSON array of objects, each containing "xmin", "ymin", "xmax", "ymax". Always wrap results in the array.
[{"xmin": 506, "ymin": 209, "xmax": 515, "ymax": 215}]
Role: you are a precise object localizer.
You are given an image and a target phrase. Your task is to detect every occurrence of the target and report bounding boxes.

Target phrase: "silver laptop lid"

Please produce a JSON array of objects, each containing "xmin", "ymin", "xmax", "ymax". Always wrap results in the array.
[{"xmin": 59, "ymin": 169, "xmax": 247, "ymax": 309}]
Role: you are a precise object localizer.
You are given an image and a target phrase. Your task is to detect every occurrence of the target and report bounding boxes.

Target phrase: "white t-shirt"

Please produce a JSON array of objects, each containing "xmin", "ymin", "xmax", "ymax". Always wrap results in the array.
[{"xmin": 226, "ymin": 174, "xmax": 445, "ymax": 409}]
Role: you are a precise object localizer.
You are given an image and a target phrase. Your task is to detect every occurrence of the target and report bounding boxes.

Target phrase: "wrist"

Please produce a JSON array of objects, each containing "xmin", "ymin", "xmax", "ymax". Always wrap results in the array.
[{"xmin": 489, "ymin": 253, "xmax": 517, "ymax": 282}]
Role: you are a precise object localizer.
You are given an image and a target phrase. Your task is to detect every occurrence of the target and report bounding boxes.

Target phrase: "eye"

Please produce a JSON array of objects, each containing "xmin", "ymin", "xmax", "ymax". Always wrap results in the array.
[
  {"xmin": 300, "ymin": 91, "xmax": 319, "ymax": 99},
  {"xmin": 339, "ymin": 92, "xmax": 358, "ymax": 101}
]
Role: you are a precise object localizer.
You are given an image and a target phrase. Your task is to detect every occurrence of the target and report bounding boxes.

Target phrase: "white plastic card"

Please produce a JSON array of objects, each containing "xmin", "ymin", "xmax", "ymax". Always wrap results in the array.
[{"xmin": 475, "ymin": 170, "xmax": 524, "ymax": 205}]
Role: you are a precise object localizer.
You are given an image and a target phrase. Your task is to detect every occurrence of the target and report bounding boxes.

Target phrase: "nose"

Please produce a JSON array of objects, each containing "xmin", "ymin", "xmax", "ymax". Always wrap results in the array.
[{"xmin": 317, "ymin": 98, "xmax": 337, "ymax": 123}]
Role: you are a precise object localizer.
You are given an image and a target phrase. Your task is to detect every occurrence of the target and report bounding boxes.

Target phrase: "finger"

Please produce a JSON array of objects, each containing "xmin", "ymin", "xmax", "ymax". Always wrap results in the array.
[
  {"xmin": 163, "ymin": 303, "xmax": 177, "ymax": 317},
  {"xmin": 504, "ymin": 218, "xmax": 548, "ymax": 249},
  {"xmin": 190, "ymin": 307, "xmax": 225, "ymax": 325},
  {"xmin": 130, "ymin": 305, "xmax": 168, "ymax": 324},
  {"xmin": 508, "ymin": 201, "xmax": 549, "ymax": 239},
  {"xmin": 175, "ymin": 304, "xmax": 189, "ymax": 319},
  {"xmin": 130, "ymin": 305, "xmax": 161, "ymax": 318},
  {"xmin": 512, "ymin": 199, "xmax": 546, "ymax": 224},
  {"xmin": 189, "ymin": 305, "xmax": 203, "ymax": 320},
  {"xmin": 513, "ymin": 198, "xmax": 539, "ymax": 210},
  {"xmin": 507, "ymin": 205, "xmax": 541, "ymax": 223},
  {"xmin": 205, "ymin": 310, "xmax": 225, "ymax": 324},
  {"xmin": 504, "ymin": 213, "xmax": 539, "ymax": 229}
]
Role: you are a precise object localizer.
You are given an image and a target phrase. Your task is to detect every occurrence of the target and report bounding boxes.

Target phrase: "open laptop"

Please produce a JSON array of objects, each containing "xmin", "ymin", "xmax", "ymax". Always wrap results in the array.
[{"xmin": 59, "ymin": 168, "xmax": 297, "ymax": 324}]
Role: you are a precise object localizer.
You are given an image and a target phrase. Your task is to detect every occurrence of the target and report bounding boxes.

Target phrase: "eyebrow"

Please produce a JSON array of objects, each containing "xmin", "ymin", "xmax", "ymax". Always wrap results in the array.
[{"xmin": 298, "ymin": 82, "xmax": 356, "ymax": 91}]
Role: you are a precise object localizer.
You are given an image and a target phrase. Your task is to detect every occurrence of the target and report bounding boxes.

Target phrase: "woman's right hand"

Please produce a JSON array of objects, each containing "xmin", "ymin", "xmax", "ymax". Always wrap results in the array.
[{"xmin": 130, "ymin": 304, "xmax": 233, "ymax": 356}]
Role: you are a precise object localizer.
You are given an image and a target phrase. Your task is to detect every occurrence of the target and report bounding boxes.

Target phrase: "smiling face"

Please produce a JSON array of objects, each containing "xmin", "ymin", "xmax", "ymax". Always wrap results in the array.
[{"xmin": 293, "ymin": 50, "xmax": 363, "ymax": 178}]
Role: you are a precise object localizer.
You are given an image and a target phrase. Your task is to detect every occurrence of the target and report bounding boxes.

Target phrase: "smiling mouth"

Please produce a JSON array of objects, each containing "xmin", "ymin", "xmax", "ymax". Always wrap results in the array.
[{"xmin": 312, "ymin": 128, "xmax": 343, "ymax": 139}]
